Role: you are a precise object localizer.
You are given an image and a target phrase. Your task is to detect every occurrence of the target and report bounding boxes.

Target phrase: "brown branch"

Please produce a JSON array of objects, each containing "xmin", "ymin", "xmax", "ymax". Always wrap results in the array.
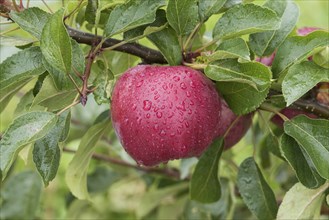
[
  {"xmin": 63, "ymin": 147, "xmax": 184, "ymax": 180},
  {"xmin": 80, "ymin": 46, "xmax": 97, "ymax": 106},
  {"xmin": 292, "ymin": 99, "xmax": 329, "ymax": 119},
  {"xmin": 67, "ymin": 27, "xmax": 167, "ymax": 64}
]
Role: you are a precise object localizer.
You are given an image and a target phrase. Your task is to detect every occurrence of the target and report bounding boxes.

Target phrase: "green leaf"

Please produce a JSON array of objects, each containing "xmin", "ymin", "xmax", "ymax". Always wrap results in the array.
[
  {"xmin": 42, "ymin": 39, "xmax": 84, "ymax": 90},
  {"xmin": 193, "ymin": 178, "xmax": 232, "ymax": 218},
  {"xmin": 0, "ymin": 171, "xmax": 42, "ymax": 220},
  {"xmin": 313, "ymin": 46, "xmax": 329, "ymax": 69},
  {"xmin": 0, "ymin": 36, "xmax": 35, "ymax": 47},
  {"xmin": 272, "ymin": 31, "xmax": 329, "ymax": 78},
  {"xmin": 123, "ymin": 9, "xmax": 167, "ymax": 41},
  {"xmin": 85, "ymin": 0, "xmax": 98, "ymax": 24},
  {"xmin": 284, "ymin": 115, "xmax": 329, "ymax": 179},
  {"xmin": 213, "ymin": 4, "xmax": 281, "ymax": 40},
  {"xmin": 31, "ymin": 76, "xmax": 77, "ymax": 111},
  {"xmin": 249, "ymin": 0, "xmax": 299, "ymax": 57},
  {"xmin": 167, "ymin": 0, "xmax": 199, "ymax": 36},
  {"xmin": 65, "ymin": 120, "xmax": 111, "ymax": 200},
  {"xmin": 0, "ymin": 82, "xmax": 27, "ymax": 114},
  {"xmin": 205, "ymin": 60, "xmax": 271, "ymax": 115},
  {"xmin": 0, "ymin": 112, "xmax": 58, "ymax": 179},
  {"xmin": 93, "ymin": 69, "xmax": 113, "ymax": 105},
  {"xmin": 147, "ymin": 26, "xmax": 183, "ymax": 65},
  {"xmin": 280, "ymin": 134, "xmax": 325, "ymax": 189},
  {"xmin": 237, "ymin": 157, "xmax": 278, "ymax": 220},
  {"xmin": 190, "ymin": 138, "xmax": 224, "ymax": 203},
  {"xmin": 14, "ymin": 89, "xmax": 35, "ymax": 116},
  {"xmin": 137, "ymin": 183, "xmax": 189, "ymax": 218},
  {"xmin": 219, "ymin": 0, "xmax": 242, "ymax": 13},
  {"xmin": 0, "ymin": 47, "xmax": 45, "ymax": 93},
  {"xmin": 87, "ymin": 166, "xmax": 122, "ymax": 193},
  {"xmin": 33, "ymin": 111, "xmax": 71, "ymax": 186},
  {"xmin": 282, "ymin": 62, "xmax": 329, "ymax": 106},
  {"xmin": 202, "ymin": 38, "xmax": 250, "ymax": 62},
  {"xmin": 9, "ymin": 7, "xmax": 51, "ymax": 39},
  {"xmin": 198, "ymin": 0, "xmax": 227, "ymax": 22},
  {"xmin": 40, "ymin": 9, "xmax": 72, "ymax": 74},
  {"xmin": 104, "ymin": 0, "xmax": 165, "ymax": 37},
  {"xmin": 277, "ymin": 182, "xmax": 328, "ymax": 220}
]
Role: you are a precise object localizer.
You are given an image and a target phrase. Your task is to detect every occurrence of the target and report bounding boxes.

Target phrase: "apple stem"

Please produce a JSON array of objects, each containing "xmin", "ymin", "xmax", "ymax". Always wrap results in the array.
[{"xmin": 259, "ymin": 102, "xmax": 290, "ymax": 121}]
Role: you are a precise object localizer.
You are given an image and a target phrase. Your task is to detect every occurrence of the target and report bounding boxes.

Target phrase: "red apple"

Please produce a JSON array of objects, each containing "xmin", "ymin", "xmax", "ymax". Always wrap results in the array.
[
  {"xmin": 216, "ymin": 98, "xmax": 252, "ymax": 149},
  {"xmin": 111, "ymin": 65, "xmax": 222, "ymax": 166}
]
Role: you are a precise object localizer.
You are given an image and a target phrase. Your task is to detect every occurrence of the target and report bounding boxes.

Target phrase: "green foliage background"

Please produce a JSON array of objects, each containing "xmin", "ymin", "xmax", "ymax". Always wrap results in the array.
[{"xmin": 0, "ymin": 0, "xmax": 328, "ymax": 219}]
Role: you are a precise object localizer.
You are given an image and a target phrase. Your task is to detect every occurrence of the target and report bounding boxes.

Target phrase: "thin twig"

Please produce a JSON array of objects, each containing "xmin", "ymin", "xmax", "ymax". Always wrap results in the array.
[
  {"xmin": 56, "ymin": 99, "xmax": 80, "ymax": 116},
  {"xmin": 41, "ymin": 0, "xmax": 53, "ymax": 13},
  {"xmin": 80, "ymin": 46, "xmax": 97, "ymax": 105},
  {"xmin": 62, "ymin": 147, "xmax": 183, "ymax": 180},
  {"xmin": 67, "ymin": 27, "xmax": 167, "ymax": 64}
]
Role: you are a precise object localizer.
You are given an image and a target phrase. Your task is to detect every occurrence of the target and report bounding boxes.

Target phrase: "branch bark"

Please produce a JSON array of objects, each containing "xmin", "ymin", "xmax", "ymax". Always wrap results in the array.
[{"xmin": 67, "ymin": 27, "xmax": 167, "ymax": 64}]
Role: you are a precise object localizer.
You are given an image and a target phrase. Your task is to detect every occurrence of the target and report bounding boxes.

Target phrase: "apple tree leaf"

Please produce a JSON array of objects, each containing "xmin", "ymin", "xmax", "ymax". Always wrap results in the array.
[
  {"xmin": 205, "ymin": 60, "xmax": 272, "ymax": 115},
  {"xmin": 85, "ymin": 0, "xmax": 98, "ymax": 25},
  {"xmin": 313, "ymin": 46, "xmax": 329, "ymax": 69},
  {"xmin": 0, "ymin": 112, "xmax": 58, "ymax": 179},
  {"xmin": 33, "ymin": 111, "xmax": 71, "ymax": 186},
  {"xmin": 280, "ymin": 134, "xmax": 325, "ymax": 189},
  {"xmin": 42, "ymin": 39, "xmax": 84, "ymax": 90},
  {"xmin": 272, "ymin": 30, "xmax": 329, "ymax": 78},
  {"xmin": 9, "ymin": 7, "xmax": 51, "ymax": 39},
  {"xmin": 167, "ymin": 0, "xmax": 199, "ymax": 37},
  {"xmin": 213, "ymin": 4, "xmax": 281, "ymax": 40},
  {"xmin": 0, "ymin": 47, "xmax": 45, "ymax": 96},
  {"xmin": 148, "ymin": 26, "xmax": 183, "ymax": 66},
  {"xmin": 65, "ymin": 119, "xmax": 111, "ymax": 200},
  {"xmin": 282, "ymin": 61, "xmax": 329, "ymax": 106},
  {"xmin": 277, "ymin": 182, "xmax": 328, "ymax": 220},
  {"xmin": 237, "ymin": 157, "xmax": 278, "ymax": 220},
  {"xmin": 40, "ymin": 9, "xmax": 72, "ymax": 74},
  {"xmin": 201, "ymin": 38, "xmax": 250, "ymax": 62},
  {"xmin": 190, "ymin": 138, "xmax": 224, "ymax": 203},
  {"xmin": 104, "ymin": 0, "xmax": 165, "ymax": 37},
  {"xmin": 198, "ymin": 0, "xmax": 227, "ymax": 22},
  {"xmin": 31, "ymin": 76, "xmax": 77, "ymax": 111},
  {"xmin": 284, "ymin": 115, "xmax": 329, "ymax": 179},
  {"xmin": 249, "ymin": 0, "xmax": 299, "ymax": 57},
  {"xmin": 0, "ymin": 80, "xmax": 29, "ymax": 114},
  {"xmin": 0, "ymin": 171, "xmax": 42, "ymax": 220}
]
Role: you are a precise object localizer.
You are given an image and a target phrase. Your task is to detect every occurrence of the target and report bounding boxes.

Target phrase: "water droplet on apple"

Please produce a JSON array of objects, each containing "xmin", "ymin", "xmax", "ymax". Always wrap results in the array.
[
  {"xmin": 156, "ymin": 112, "xmax": 162, "ymax": 118},
  {"xmin": 154, "ymin": 124, "xmax": 159, "ymax": 131},
  {"xmin": 154, "ymin": 94, "xmax": 160, "ymax": 100},
  {"xmin": 146, "ymin": 113, "xmax": 150, "ymax": 118},
  {"xmin": 132, "ymin": 104, "xmax": 137, "ymax": 110},
  {"xmin": 185, "ymin": 121, "xmax": 189, "ymax": 128},
  {"xmin": 143, "ymin": 100, "xmax": 152, "ymax": 111},
  {"xmin": 136, "ymin": 80, "xmax": 143, "ymax": 87},
  {"xmin": 137, "ymin": 117, "xmax": 142, "ymax": 124},
  {"xmin": 173, "ymin": 76, "xmax": 180, "ymax": 82},
  {"xmin": 180, "ymin": 82, "xmax": 187, "ymax": 90},
  {"xmin": 160, "ymin": 130, "xmax": 166, "ymax": 136},
  {"xmin": 186, "ymin": 91, "xmax": 191, "ymax": 97}
]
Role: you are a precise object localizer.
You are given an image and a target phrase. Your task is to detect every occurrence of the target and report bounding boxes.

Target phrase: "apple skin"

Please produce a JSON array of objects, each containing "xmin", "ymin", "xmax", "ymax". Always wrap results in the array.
[
  {"xmin": 271, "ymin": 108, "xmax": 317, "ymax": 127},
  {"xmin": 111, "ymin": 65, "xmax": 222, "ymax": 166},
  {"xmin": 216, "ymin": 98, "xmax": 252, "ymax": 149}
]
